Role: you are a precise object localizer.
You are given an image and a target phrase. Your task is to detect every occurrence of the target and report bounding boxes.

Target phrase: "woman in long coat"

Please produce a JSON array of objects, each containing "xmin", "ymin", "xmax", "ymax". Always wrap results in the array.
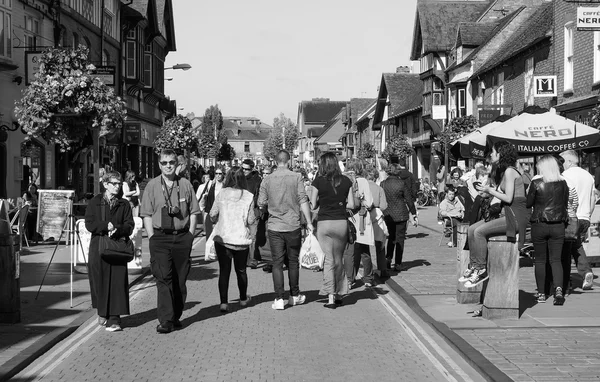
[{"xmin": 85, "ymin": 171, "xmax": 134, "ymax": 332}]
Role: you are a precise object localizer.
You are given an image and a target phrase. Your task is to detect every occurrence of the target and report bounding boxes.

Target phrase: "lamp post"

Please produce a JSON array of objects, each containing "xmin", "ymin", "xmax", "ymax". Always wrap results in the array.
[{"xmin": 164, "ymin": 63, "xmax": 192, "ymax": 71}]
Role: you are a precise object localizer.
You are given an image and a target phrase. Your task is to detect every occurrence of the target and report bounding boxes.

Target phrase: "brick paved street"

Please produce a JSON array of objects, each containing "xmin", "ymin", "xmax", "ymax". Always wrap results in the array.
[
  {"xmin": 13, "ymin": 233, "xmax": 483, "ymax": 382},
  {"xmin": 391, "ymin": 206, "xmax": 600, "ymax": 382}
]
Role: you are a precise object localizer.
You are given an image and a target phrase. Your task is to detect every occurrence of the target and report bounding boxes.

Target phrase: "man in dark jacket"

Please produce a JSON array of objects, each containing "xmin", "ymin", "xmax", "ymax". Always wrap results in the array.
[
  {"xmin": 396, "ymin": 157, "xmax": 420, "ymax": 200},
  {"xmin": 242, "ymin": 159, "xmax": 263, "ymax": 268},
  {"xmin": 381, "ymin": 163, "xmax": 418, "ymax": 273}
]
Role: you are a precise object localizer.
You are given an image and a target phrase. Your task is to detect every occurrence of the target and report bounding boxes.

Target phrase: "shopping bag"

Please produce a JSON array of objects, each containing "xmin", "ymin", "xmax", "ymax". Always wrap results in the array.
[
  {"xmin": 300, "ymin": 234, "xmax": 324, "ymax": 270},
  {"xmin": 205, "ymin": 231, "xmax": 217, "ymax": 261}
]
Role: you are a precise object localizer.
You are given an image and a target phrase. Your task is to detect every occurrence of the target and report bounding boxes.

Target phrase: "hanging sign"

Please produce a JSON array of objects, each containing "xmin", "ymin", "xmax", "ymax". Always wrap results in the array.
[{"xmin": 25, "ymin": 51, "xmax": 43, "ymax": 85}]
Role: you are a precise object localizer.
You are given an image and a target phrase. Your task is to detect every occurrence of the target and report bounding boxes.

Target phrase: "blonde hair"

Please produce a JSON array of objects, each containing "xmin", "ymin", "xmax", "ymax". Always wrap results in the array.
[{"xmin": 536, "ymin": 155, "xmax": 562, "ymax": 183}]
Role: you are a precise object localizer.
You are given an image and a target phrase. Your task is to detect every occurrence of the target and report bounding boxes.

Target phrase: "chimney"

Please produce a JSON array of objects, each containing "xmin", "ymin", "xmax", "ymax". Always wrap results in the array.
[{"xmin": 396, "ymin": 66, "xmax": 410, "ymax": 74}]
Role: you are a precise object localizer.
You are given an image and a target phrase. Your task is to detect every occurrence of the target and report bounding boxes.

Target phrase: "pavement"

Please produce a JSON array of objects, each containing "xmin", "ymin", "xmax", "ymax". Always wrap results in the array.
[{"xmin": 0, "ymin": 207, "xmax": 598, "ymax": 381}]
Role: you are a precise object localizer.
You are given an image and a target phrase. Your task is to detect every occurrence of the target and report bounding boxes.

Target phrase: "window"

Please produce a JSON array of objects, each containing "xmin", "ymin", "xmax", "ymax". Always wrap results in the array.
[
  {"xmin": 477, "ymin": 81, "xmax": 484, "ymax": 105},
  {"xmin": 564, "ymin": 23, "xmax": 574, "ymax": 91},
  {"xmin": 24, "ymin": 15, "xmax": 39, "ymax": 49},
  {"xmin": 432, "ymin": 77, "xmax": 445, "ymax": 105},
  {"xmin": 73, "ymin": 32, "xmax": 79, "ymax": 48},
  {"xmin": 244, "ymin": 142, "xmax": 250, "ymax": 152},
  {"xmin": 458, "ymin": 88, "xmax": 466, "ymax": 117},
  {"xmin": 102, "ymin": 50, "xmax": 109, "ymax": 66},
  {"xmin": 594, "ymin": 32, "xmax": 600, "ymax": 84},
  {"xmin": 143, "ymin": 43, "xmax": 152, "ymax": 87},
  {"xmin": 103, "ymin": 10, "xmax": 113, "ymax": 37},
  {"xmin": 82, "ymin": 0, "xmax": 93, "ymax": 22},
  {"xmin": 0, "ymin": 5, "xmax": 12, "ymax": 58},
  {"xmin": 401, "ymin": 119, "xmax": 407, "ymax": 135},
  {"xmin": 125, "ymin": 29, "xmax": 137, "ymax": 79},
  {"xmin": 524, "ymin": 57, "xmax": 535, "ymax": 106},
  {"xmin": 412, "ymin": 114, "xmax": 420, "ymax": 134}
]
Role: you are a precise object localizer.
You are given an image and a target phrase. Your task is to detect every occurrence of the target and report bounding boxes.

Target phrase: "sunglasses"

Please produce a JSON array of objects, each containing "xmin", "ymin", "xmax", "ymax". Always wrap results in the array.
[
  {"xmin": 242, "ymin": 167, "xmax": 252, "ymax": 171},
  {"xmin": 106, "ymin": 181, "xmax": 122, "ymax": 186},
  {"xmin": 160, "ymin": 160, "xmax": 177, "ymax": 166},
  {"xmin": 215, "ymin": 172, "xmax": 223, "ymax": 175}
]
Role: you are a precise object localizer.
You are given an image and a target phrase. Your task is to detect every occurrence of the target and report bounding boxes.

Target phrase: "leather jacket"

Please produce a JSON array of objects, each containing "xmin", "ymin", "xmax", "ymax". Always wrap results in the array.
[{"xmin": 526, "ymin": 178, "xmax": 569, "ymax": 223}]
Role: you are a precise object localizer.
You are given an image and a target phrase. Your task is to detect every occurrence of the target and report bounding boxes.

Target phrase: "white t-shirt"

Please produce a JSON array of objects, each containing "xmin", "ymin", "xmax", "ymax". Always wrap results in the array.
[{"xmin": 562, "ymin": 166, "xmax": 595, "ymax": 221}]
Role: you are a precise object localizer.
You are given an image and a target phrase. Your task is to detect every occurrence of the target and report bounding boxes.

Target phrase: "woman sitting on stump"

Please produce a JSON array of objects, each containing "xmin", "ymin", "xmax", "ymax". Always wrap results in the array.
[{"xmin": 460, "ymin": 140, "xmax": 529, "ymax": 288}]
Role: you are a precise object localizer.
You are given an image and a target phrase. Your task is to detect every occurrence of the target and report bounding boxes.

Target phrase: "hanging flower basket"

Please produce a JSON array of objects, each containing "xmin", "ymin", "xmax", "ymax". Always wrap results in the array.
[
  {"xmin": 14, "ymin": 46, "xmax": 126, "ymax": 152},
  {"xmin": 154, "ymin": 114, "xmax": 199, "ymax": 154}
]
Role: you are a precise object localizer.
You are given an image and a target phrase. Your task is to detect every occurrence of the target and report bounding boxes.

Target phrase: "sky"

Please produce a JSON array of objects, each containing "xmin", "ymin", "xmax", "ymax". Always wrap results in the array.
[{"xmin": 164, "ymin": 0, "xmax": 419, "ymax": 125}]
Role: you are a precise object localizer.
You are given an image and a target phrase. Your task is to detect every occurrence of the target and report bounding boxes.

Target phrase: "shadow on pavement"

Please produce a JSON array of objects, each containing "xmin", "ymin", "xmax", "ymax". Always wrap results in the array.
[
  {"xmin": 123, "ymin": 301, "xmax": 201, "ymax": 329},
  {"xmin": 406, "ymin": 232, "xmax": 430, "ymax": 239},
  {"xmin": 519, "ymin": 290, "xmax": 537, "ymax": 317},
  {"xmin": 19, "ymin": 263, "xmax": 89, "ymax": 288},
  {"xmin": 398, "ymin": 259, "xmax": 431, "ymax": 271}
]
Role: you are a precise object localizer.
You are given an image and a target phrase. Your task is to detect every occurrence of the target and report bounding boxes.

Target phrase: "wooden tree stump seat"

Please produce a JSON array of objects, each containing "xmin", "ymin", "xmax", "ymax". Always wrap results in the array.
[{"xmin": 482, "ymin": 235, "xmax": 519, "ymax": 320}]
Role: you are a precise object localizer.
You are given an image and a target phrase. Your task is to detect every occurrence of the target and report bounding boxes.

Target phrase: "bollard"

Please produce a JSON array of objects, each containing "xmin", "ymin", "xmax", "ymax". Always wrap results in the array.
[
  {"xmin": 0, "ymin": 234, "xmax": 21, "ymax": 323},
  {"xmin": 456, "ymin": 223, "xmax": 483, "ymax": 303},
  {"xmin": 482, "ymin": 236, "xmax": 519, "ymax": 320}
]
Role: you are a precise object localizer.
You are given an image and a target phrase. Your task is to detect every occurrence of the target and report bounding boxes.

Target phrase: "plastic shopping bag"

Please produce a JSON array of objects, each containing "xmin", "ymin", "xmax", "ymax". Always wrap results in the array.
[
  {"xmin": 300, "ymin": 234, "xmax": 324, "ymax": 270},
  {"xmin": 205, "ymin": 231, "xmax": 217, "ymax": 261}
]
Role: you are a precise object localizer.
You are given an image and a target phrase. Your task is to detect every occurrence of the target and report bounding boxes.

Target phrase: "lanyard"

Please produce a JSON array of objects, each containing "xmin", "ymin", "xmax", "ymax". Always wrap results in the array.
[{"xmin": 161, "ymin": 177, "xmax": 181, "ymax": 208}]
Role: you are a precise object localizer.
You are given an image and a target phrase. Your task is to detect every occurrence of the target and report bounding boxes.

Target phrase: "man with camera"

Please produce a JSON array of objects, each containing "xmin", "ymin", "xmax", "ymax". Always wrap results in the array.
[{"xmin": 140, "ymin": 149, "xmax": 200, "ymax": 334}]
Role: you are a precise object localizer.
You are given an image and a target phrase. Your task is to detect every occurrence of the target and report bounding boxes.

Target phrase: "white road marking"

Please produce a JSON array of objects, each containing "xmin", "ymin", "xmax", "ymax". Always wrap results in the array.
[{"xmin": 377, "ymin": 291, "xmax": 474, "ymax": 382}]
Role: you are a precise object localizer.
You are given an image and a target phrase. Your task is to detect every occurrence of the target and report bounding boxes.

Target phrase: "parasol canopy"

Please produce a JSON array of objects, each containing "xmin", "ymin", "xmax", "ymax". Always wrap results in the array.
[{"xmin": 486, "ymin": 111, "xmax": 600, "ymax": 155}]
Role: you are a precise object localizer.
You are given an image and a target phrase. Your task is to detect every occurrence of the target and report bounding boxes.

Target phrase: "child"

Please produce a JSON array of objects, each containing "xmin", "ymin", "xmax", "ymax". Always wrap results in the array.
[{"xmin": 439, "ymin": 186, "xmax": 464, "ymax": 247}]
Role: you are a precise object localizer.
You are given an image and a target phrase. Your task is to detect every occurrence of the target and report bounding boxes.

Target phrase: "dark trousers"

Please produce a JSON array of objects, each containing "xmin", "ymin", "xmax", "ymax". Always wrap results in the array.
[
  {"xmin": 532, "ymin": 222, "xmax": 564, "ymax": 294},
  {"xmin": 149, "ymin": 231, "xmax": 193, "ymax": 325},
  {"xmin": 353, "ymin": 242, "xmax": 384, "ymax": 284},
  {"xmin": 570, "ymin": 219, "xmax": 593, "ymax": 277},
  {"xmin": 386, "ymin": 220, "xmax": 407, "ymax": 266},
  {"xmin": 268, "ymin": 229, "xmax": 301, "ymax": 299},
  {"xmin": 215, "ymin": 242, "xmax": 248, "ymax": 304}
]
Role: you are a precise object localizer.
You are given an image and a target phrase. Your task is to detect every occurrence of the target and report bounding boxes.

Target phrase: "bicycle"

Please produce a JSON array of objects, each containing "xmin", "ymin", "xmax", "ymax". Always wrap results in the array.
[{"xmin": 416, "ymin": 188, "xmax": 437, "ymax": 207}]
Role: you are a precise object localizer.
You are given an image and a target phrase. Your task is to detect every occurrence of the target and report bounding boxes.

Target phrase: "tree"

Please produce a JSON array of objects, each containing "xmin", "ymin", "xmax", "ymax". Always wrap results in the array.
[
  {"xmin": 197, "ymin": 104, "xmax": 223, "ymax": 159},
  {"xmin": 263, "ymin": 127, "xmax": 284, "ymax": 160},
  {"xmin": 381, "ymin": 133, "xmax": 414, "ymax": 162},
  {"xmin": 357, "ymin": 142, "xmax": 376, "ymax": 159},
  {"xmin": 154, "ymin": 114, "xmax": 198, "ymax": 154},
  {"xmin": 14, "ymin": 46, "xmax": 126, "ymax": 152},
  {"xmin": 273, "ymin": 112, "xmax": 299, "ymax": 152},
  {"xmin": 437, "ymin": 115, "xmax": 479, "ymax": 152}
]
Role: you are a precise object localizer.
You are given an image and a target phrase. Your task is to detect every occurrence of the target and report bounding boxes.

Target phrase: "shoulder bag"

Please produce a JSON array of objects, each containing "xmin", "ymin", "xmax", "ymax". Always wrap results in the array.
[
  {"xmin": 564, "ymin": 216, "xmax": 578, "ymax": 241},
  {"xmin": 100, "ymin": 202, "xmax": 134, "ymax": 263},
  {"xmin": 347, "ymin": 211, "xmax": 357, "ymax": 244}
]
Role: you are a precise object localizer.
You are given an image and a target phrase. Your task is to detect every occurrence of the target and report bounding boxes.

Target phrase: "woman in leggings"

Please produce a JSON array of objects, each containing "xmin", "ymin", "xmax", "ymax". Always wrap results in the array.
[
  {"xmin": 461, "ymin": 140, "xmax": 528, "ymax": 288},
  {"xmin": 311, "ymin": 152, "xmax": 357, "ymax": 308}
]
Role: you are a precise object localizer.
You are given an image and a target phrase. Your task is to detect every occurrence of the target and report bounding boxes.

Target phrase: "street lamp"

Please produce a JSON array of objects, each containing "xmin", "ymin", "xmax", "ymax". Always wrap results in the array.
[{"xmin": 164, "ymin": 63, "xmax": 192, "ymax": 71}]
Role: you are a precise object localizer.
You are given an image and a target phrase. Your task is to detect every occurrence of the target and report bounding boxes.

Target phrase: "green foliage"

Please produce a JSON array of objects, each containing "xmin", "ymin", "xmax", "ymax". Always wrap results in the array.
[
  {"xmin": 154, "ymin": 114, "xmax": 198, "ymax": 154},
  {"xmin": 14, "ymin": 46, "xmax": 126, "ymax": 152},
  {"xmin": 196, "ymin": 104, "xmax": 224, "ymax": 158},
  {"xmin": 273, "ymin": 112, "xmax": 299, "ymax": 151},
  {"xmin": 263, "ymin": 127, "xmax": 284, "ymax": 160},
  {"xmin": 437, "ymin": 115, "xmax": 479, "ymax": 150},
  {"xmin": 381, "ymin": 133, "xmax": 413, "ymax": 161},
  {"xmin": 357, "ymin": 142, "xmax": 376, "ymax": 159},
  {"xmin": 591, "ymin": 105, "xmax": 600, "ymax": 129}
]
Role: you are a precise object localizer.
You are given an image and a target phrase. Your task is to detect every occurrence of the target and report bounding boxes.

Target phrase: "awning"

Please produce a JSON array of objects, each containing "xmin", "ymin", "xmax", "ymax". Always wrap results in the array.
[
  {"xmin": 423, "ymin": 118, "xmax": 443, "ymax": 135},
  {"xmin": 554, "ymin": 95, "xmax": 600, "ymax": 112}
]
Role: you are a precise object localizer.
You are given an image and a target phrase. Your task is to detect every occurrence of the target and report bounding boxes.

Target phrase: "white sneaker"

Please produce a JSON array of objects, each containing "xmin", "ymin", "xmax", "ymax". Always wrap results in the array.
[
  {"xmin": 288, "ymin": 294, "xmax": 306, "ymax": 306},
  {"xmin": 583, "ymin": 272, "xmax": 594, "ymax": 290},
  {"xmin": 447, "ymin": 241, "xmax": 453, "ymax": 247},
  {"xmin": 271, "ymin": 298, "xmax": 285, "ymax": 310}
]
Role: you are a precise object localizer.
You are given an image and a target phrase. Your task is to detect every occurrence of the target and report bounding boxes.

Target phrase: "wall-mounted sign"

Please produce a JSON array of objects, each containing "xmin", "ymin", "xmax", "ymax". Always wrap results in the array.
[
  {"xmin": 577, "ymin": 7, "xmax": 600, "ymax": 30},
  {"xmin": 25, "ymin": 51, "xmax": 43, "ymax": 85},
  {"xmin": 124, "ymin": 124, "xmax": 141, "ymax": 145},
  {"xmin": 479, "ymin": 109, "xmax": 501, "ymax": 126},
  {"xmin": 534, "ymin": 76, "xmax": 557, "ymax": 97},
  {"xmin": 92, "ymin": 66, "xmax": 115, "ymax": 86}
]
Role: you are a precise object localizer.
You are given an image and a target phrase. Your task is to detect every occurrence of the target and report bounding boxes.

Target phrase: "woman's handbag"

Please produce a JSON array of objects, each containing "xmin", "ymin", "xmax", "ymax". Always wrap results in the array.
[
  {"xmin": 565, "ymin": 216, "xmax": 578, "ymax": 241},
  {"xmin": 99, "ymin": 202, "xmax": 134, "ymax": 263},
  {"xmin": 347, "ymin": 212, "xmax": 357, "ymax": 244},
  {"xmin": 100, "ymin": 236, "xmax": 135, "ymax": 263}
]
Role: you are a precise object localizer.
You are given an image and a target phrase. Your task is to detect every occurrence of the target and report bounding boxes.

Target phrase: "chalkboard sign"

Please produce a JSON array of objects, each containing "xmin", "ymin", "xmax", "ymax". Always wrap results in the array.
[{"xmin": 36, "ymin": 190, "xmax": 74, "ymax": 242}]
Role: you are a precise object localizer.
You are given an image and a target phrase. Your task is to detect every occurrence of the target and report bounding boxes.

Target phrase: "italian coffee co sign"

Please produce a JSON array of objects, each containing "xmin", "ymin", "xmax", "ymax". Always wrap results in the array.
[{"xmin": 577, "ymin": 6, "xmax": 600, "ymax": 31}]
